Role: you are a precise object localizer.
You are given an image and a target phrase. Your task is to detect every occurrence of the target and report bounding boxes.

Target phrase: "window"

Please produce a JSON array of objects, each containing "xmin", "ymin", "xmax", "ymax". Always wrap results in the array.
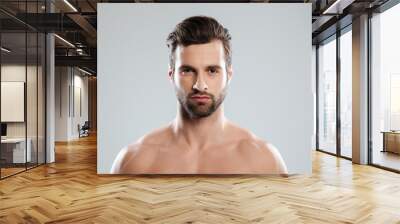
[
  {"xmin": 318, "ymin": 36, "xmax": 337, "ymax": 154},
  {"xmin": 371, "ymin": 2, "xmax": 400, "ymax": 171},
  {"xmin": 339, "ymin": 29, "xmax": 352, "ymax": 158}
]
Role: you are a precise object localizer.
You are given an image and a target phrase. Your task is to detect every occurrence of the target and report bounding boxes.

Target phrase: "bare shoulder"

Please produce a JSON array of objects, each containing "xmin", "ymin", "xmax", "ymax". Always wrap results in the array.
[
  {"xmin": 249, "ymin": 138, "xmax": 288, "ymax": 175},
  {"xmin": 228, "ymin": 122, "xmax": 288, "ymax": 174},
  {"xmin": 110, "ymin": 124, "xmax": 173, "ymax": 174}
]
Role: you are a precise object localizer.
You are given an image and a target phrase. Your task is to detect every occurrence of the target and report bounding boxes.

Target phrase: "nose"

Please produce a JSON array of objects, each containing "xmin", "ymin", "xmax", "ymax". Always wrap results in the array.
[{"xmin": 193, "ymin": 74, "xmax": 208, "ymax": 92}]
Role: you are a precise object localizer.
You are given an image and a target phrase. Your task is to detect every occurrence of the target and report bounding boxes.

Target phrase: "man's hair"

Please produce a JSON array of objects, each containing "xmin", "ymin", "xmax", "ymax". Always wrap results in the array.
[{"xmin": 166, "ymin": 16, "xmax": 232, "ymax": 70}]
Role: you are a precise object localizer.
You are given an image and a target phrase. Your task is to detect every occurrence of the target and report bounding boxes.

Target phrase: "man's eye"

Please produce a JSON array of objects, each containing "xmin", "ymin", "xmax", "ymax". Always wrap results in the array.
[
  {"xmin": 208, "ymin": 68, "xmax": 218, "ymax": 75},
  {"xmin": 181, "ymin": 69, "xmax": 194, "ymax": 75}
]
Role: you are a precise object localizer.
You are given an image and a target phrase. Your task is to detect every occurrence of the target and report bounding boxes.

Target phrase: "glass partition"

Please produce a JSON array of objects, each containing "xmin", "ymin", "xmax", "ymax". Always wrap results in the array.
[
  {"xmin": 27, "ymin": 31, "xmax": 38, "ymax": 169},
  {"xmin": 1, "ymin": 31, "xmax": 28, "ymax": 177},
  {"xmin": 317, "ymin": 36, "xmax": 337, "ymax": 155},
  {"xmin": 0, "ymin": 1, "xmax": 46, "ymax": 179},
  {"xmin": 38, "ymin": 32, "xmax": 45, "ymax": 165},
  {"xmin": 371, "ymin": 3, "xmax": 400, "ymax": 171},
  {"xmin": 339, "ymin": 28, "xmax": 352, "ymax": 158}
]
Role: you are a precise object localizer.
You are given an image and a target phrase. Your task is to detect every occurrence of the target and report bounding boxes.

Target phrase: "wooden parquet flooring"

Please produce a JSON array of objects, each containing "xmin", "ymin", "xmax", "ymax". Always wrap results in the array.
[{"xmin": 1, "ymin": 134, "xmax": 400, "ymax": 223}]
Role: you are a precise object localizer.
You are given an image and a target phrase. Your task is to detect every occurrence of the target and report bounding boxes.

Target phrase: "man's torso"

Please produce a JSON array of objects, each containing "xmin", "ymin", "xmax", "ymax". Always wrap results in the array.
[{"xmin": 117, "ymin": 124, "xmax": 283, "ymax": 174}]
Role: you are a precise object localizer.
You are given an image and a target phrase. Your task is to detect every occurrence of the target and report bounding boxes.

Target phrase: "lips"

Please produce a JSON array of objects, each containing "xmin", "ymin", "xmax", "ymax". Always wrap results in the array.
[
  {"xmin": 191, "ymin": 95, "xmax": 210, "ymax": 103},
  {"xmin": 191, "ymin": 95, "xmax": 210, "ymax": 99}
]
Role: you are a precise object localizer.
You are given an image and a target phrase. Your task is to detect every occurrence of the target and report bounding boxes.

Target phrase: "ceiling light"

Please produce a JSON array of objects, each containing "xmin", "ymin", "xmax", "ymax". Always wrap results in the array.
[
  {"xmin": 323, "ymin": 0, "xmax": 342, "ymax": 14},
  {"xmin": 54, "ymin": 34, "xmax": 75, "ymax": 48},
  {"xmin": 63, "ymin": 0, "xmax": 78, "ymax": 12},
  {"xmin": 1, "ymin": 47, "xmax": 11, "ymax": 53},
  {"xmin": 78, "ymin": 67, "xmax": 93, "ymax": 76}
]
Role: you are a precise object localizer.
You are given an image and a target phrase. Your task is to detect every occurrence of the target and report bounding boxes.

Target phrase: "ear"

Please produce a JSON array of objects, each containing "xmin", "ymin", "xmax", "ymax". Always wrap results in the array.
[
  {"xmin": 168, "ymin": 65, "xmax": 174, "ymax": 82},
  {"xmin": 227, "ymin": 65, "xmax": 233, "ymax": 84}
]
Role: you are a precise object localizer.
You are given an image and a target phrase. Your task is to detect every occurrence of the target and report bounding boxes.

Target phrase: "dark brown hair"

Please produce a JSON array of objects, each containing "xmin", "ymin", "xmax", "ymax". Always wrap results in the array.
[{"xmin": 166, "ymin": 16, "xmax": 232, "ymax": 70}]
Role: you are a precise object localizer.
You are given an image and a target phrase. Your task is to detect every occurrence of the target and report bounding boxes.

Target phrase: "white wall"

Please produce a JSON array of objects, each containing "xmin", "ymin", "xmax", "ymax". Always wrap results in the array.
[
  {"xmin": 1, "ymin": 65, "xmax": 26, "ymax": 140},
  {"xmin": 55, "ymin": 66, "xmax": 69, "ymax": 141},
  {"xmin": 55, "ymin": 67, "xmax": 89, "ymax": 141},
  {"xmin": 1, "ymin": 65, "xmax": 40, "ymax": 138},
  {"xmin": 72, "ymin": 72, "xmax": 89, "ymax": 138}
]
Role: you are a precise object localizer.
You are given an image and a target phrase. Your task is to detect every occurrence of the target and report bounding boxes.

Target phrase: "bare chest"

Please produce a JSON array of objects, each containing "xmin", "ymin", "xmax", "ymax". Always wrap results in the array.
[{"xmin": 146, "ymin": 144, "xmax": 255, "ymax": 174}]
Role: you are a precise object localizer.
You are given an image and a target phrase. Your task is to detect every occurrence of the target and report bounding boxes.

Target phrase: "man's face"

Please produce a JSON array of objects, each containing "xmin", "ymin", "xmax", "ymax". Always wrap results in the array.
[{"xmin": 169, "ymin": 40, "xmax": 232, "ymax": 119}]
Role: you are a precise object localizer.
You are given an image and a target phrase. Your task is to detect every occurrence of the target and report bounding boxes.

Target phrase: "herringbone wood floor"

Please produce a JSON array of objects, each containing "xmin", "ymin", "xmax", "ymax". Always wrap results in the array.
[{"xmin": 1, "ymin": 134, "xmax": 400, "ymax": 224}]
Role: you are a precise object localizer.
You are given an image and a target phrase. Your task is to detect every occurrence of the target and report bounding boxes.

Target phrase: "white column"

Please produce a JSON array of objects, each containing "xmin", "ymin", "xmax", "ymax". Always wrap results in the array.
[
  {"xmin": 46, "ymin": 1, "xmax": 55, "ymax": 163},
  {"xmin": 46, "ymin": 33, "xmax": 55, "ymax": 163},
  {"xmin": 352, "ymin": 14, "xmax": 369, "ymax": 164}
]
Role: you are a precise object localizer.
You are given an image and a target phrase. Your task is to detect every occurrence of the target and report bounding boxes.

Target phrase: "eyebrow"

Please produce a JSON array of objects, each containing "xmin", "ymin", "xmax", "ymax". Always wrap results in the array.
[
  {"xmin": 178, "ymin": 65, "xmax": 196, "ymax": 71},
  {"xmin": 178, "ymin": 65, "xmax": 223, "ymax": 71},
  {"xmin": 206, "ymin": 65, "xmax": 223, "ymax": 70}
]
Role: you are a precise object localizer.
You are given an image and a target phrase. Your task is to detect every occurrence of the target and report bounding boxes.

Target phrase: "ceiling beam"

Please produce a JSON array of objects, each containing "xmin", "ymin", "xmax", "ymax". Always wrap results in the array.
[{"xmin": 55, "ymin": 55, "xmax": 96, "ymax": 70}]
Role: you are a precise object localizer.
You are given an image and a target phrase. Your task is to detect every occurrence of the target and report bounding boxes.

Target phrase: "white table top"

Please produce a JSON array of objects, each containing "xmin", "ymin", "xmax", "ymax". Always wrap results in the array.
[{"xmin": 1, "ymin": 138, "xmax": 27, "ymax": 144}]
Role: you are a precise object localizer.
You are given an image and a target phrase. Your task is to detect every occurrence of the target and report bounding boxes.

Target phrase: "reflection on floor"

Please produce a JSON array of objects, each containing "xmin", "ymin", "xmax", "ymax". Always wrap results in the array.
[
  {"xmin": 0, "ymin": 167, "xmax": 25, "ymax": 177},
  {"xmin": 0, "ymin": 162, "xmax": 41, "ymax": 178},
  {"xmin": 341, "ymin": 147, "xmax": 352, "ymax": 158},
  {"xmin": 373, "ymin": 150, "xmax": 400, "ymax": 171}
]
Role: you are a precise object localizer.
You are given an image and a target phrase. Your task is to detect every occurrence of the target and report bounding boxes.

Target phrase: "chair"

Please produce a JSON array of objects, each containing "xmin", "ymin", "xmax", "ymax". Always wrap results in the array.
[{"xmin": 79, "ymin": 121, "xmax": 90, "ymax": 138}]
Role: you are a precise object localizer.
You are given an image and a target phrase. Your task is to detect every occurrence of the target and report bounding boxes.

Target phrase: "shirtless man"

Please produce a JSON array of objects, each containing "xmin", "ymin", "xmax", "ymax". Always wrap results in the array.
[{"xmin": 111, "ymin": 16, "xmax": 287, "ymax": 174}]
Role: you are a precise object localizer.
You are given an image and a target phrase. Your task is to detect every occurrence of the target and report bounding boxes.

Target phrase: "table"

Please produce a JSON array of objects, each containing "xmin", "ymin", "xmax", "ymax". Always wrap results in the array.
[
  {"xmin": 1, "ymin": 138, "xmax": 31, "ymax": 163},
  {"xmin": 381, "ymin": 131, "xmax": 400, "ymax": 154}
]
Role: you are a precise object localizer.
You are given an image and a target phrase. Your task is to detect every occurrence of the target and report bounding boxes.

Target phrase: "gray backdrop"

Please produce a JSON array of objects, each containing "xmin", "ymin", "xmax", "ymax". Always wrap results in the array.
[{"xmin": 98, "ymin": 3, "xmax": 313, "ymax": 174}]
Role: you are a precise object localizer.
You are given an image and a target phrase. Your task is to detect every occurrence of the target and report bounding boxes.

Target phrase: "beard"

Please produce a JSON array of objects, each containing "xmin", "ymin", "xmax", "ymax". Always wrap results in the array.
[{"xmin": 176, "ymin": 87, "xmax": 227, "ymax": 119}]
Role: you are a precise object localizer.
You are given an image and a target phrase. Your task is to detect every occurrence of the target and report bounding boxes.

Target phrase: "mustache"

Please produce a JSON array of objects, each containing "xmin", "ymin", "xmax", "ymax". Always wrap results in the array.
[{"xmin": 188, "ymin": 91, "xmax": 214, "ymax": 98}]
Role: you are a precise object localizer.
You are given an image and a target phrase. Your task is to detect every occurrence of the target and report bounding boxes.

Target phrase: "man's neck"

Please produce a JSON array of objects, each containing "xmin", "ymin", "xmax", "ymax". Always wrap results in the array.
[{"xmin": 173, "ymin": 105, "xmax": 227, "ymax": 150}]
